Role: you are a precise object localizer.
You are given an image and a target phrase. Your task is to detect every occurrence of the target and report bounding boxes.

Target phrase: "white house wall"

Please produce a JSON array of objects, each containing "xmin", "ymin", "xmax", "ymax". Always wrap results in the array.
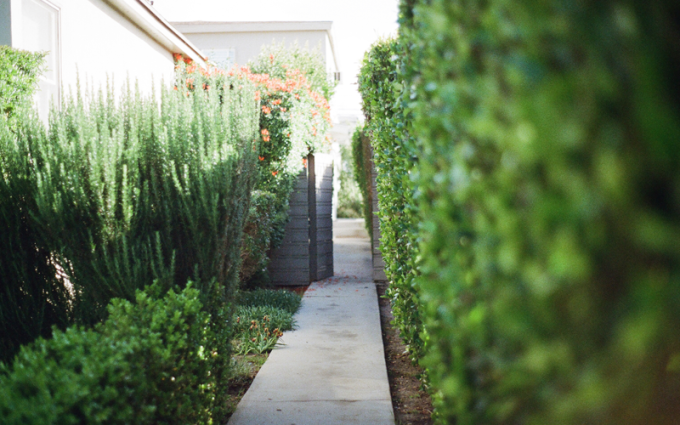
[
  {"xmin": 58, "ymin": 0, "xmax": 175, "ymax": 96},
  {"xmin": 184, "ymin": 31, "xmax": 327, "ymax": 68},
  {"xmin": 9, "ymin": 0, "xmax": 177, "ymax": 100}
]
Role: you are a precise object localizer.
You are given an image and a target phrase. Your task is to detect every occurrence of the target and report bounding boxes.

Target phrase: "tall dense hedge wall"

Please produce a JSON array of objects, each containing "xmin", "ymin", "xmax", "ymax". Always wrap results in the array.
[
  {"xmin": 358, "ymin": 39, "xmax": 424, "ymax": 358},
  {"xmin": 393, "ymin": 0, "xmax": 680, "ymax": 423}
]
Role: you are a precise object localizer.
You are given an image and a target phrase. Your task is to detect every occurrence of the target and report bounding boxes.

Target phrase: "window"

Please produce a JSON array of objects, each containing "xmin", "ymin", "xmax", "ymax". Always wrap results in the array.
[
  {"xmin": 21, "ymin": 0, "xmax": 60, "ymax": 122},
  {"xmin": 205, "ymin": 48, "xmax": 235, "ymax": 69}
]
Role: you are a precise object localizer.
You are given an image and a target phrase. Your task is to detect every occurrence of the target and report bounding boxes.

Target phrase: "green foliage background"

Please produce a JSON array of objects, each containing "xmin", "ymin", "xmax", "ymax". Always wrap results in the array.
[
  {"xmin": 358, "ymin": 0, "xmax": 680, "ymax": 423},
  {"xmin": 350, "ymin": 125, "xmax": 374, "ymax": 243},
  {"xmin": 336, "ymin": 143, "xmax": 363, "ymax": 219}
]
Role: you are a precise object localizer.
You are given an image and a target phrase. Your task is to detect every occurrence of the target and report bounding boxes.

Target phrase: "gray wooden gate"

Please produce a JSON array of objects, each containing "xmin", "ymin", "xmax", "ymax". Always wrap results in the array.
[{"xmin": 268, "ymin": 153, "xmax": 334, "ymax": 285}]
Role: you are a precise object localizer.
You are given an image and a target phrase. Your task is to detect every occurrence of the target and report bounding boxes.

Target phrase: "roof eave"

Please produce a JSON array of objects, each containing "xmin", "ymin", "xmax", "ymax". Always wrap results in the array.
[{"xmin": 104, "ymin": 0, "xmax": 207, "ymax": 67}]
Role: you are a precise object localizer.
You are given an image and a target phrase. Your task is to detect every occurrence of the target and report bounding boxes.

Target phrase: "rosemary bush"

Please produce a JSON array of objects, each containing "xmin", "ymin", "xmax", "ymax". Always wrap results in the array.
[{"xmin": 0, "ymin": 73, "xmax": 259, "ymax": 362}]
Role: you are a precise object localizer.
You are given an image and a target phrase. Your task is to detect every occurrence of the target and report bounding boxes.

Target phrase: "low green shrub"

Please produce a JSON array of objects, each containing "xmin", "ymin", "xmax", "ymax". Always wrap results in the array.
[
  {"xmin": 399, "ymin": 0, "xmax": 680, "ymax": 423},
  {"xmin": 237, "ymin": 288, "xmax": 302, "ymax": 315},
  {"xmin": 0, "ymin": 283, "xmax": 233, "ymax": 424},
  {"xmin": 358, "ymin": 38, "xmax": 423, "ymax": 359}
]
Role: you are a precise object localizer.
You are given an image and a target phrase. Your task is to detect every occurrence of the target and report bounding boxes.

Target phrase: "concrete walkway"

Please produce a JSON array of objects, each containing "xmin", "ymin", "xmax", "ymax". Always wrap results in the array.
[{"xmin": 228, "ymin": 219, "xmax": 395, "ymax": 425}]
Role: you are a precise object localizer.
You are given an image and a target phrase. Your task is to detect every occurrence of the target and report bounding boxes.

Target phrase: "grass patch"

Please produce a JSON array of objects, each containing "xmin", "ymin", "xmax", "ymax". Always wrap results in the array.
[{"xmin": 237, "ymin": 288, "xmax": 302, "ymax": 315}]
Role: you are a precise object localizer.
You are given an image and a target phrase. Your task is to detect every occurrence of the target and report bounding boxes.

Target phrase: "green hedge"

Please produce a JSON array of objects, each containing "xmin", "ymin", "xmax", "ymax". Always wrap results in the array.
[
  {"xmin": 0, "ymin": 283, "xmax": 233, "ymax": 424},
  {"xmin": 351, "ymin": 125, "xmax": 373, "ymax": 242},
  {"xmin": 358, "ymin": 39, "xmax": 424, "ymax": 359},
  {"xmin": 0, "ymin": 72, "xmax": 259, "ymax": 362},
  {"xmin": 0, "ymin": 46, "xmax": 45, "ymax": 123},
  {"xmin": 400, "ymin": 0, "xmax": 680, "ymax": 423}
]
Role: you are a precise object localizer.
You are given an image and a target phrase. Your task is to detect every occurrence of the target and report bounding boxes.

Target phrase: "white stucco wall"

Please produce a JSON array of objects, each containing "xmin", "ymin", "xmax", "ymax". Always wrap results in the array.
[
  {"xmin": 9, "ymin": 0, "xmax": 177, "ymax": 101},
  {"xmin": 172, "ymin": 22, "xmax": 339, "ymax": 77},
  {"xmin": 58, "ymin": 0, "xmax": 176, "ymax": 95},
  {"xmin": 185, "ymin": 30, "xmax": 328, "ymax": 68}
]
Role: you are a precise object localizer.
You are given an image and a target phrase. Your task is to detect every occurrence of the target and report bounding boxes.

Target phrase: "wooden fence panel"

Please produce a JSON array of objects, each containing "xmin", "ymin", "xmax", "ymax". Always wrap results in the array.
[
  {"xmin": 269, "ymin": 169, "xmax": 310, "ymax": 286},
  {"xmin": 268, "ymin": 154, "xmax": 334, "ymax": 285},
  {"xmin": 313, "ymin": 153, "xmax": 334, "ymax": 281}
]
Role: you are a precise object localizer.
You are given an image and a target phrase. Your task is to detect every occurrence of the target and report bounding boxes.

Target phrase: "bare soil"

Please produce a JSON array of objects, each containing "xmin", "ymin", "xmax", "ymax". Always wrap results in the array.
[
  {"xmin": 376, "ymin": 281, "xmax": 434, "ymax": 425},
  {"xmin": 223, "ymin": 353, "xmax": 268, "ymax": 422}
]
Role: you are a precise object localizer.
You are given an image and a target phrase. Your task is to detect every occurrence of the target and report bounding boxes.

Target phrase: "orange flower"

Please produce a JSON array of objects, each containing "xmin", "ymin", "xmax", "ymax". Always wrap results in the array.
[
  {"xmin": 263, "ymin": 136, "xmax": 270, "ymax": 142},
  {"xmin": 259, "ymin": 156, "xmax": 265, "ymax": 161},
  {"xmin": 262, "ymin": 105, "xmax": 271, "ymax": 114},
  {"xmin": 272, "ymin": 171, "xmax": 278, "ymax": 176},
  {"xmin": 261, "ymin": 129, "xmax": 269, "ymax": 136}
]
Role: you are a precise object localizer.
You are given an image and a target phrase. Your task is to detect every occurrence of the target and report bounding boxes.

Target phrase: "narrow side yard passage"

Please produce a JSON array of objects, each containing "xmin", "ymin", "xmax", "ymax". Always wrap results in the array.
[{"xmin": 228, "ymin": 219, "xmax": 394, "ymax": 425}]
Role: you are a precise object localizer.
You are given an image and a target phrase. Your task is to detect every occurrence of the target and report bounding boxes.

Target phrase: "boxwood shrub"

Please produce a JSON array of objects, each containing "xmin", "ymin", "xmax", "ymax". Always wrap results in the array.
[
  {"xmin": 399, "ymin": 0, "xmax": 680, "ymax": 423},
  {"xmin": 0, "ymin": 283, "xmax": 232, "ymax": 424}
]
